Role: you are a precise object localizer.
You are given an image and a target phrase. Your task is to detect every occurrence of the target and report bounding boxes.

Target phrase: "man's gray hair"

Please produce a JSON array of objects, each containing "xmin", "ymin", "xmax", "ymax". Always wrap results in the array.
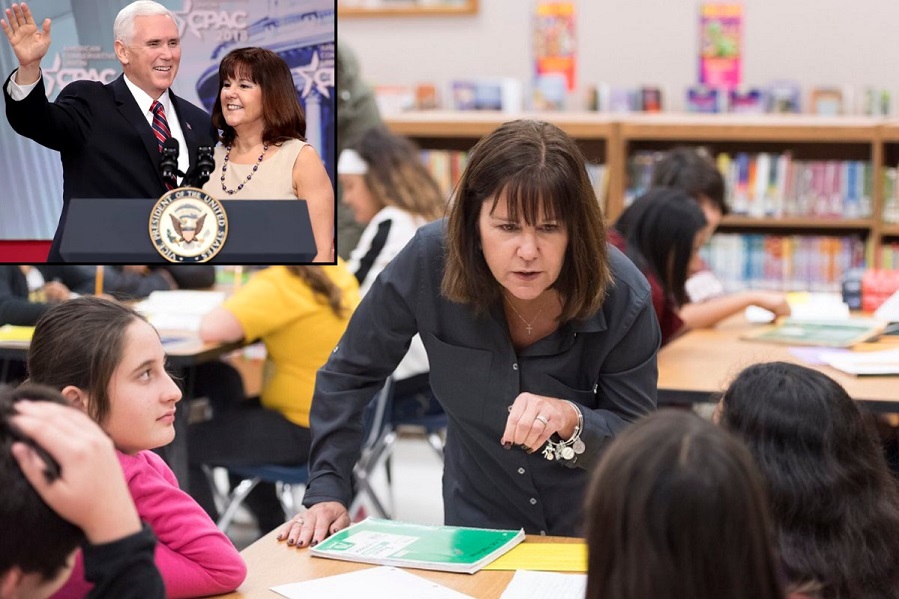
[{"xmin": 113, "ymin": 1, "xmax": 176, "ymax": 44}]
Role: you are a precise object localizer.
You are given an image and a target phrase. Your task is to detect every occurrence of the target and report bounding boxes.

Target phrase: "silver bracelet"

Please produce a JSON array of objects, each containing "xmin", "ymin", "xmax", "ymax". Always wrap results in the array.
[{"xmin": 541, "ymin": 401, "xmax": 585, "ymax": 461}]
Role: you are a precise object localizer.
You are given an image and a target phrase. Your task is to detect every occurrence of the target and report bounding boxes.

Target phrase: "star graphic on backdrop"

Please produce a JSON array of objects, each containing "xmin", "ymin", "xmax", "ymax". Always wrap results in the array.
[
  {"xmin": 291, "ymin": 51, "xmax": 331, "ymax": 100},
  {"xmin": 171, "ymin": 0, "xmax": 197, "ymax": 39}
]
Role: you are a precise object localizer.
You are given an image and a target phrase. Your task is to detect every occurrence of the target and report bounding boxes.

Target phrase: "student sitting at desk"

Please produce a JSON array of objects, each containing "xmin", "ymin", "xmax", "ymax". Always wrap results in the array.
[
  {"xmin": 635, "ymin": 146, "xmax": 791, "ymax": 328},
  {"xmin": 717, "ymin": 362, "xmax": 899, "ymax": 599},
  {"xmin": 609, "ymin": 188, "xmax": 709, "ymax": 346},
  {"xmin": 191, "ymin": 264, "xmax": 359, "ymax": 535},
  {"xmin": 0, "ymin": 385, "xmax": 165, "ymax": 599},
  {"xmin": 584, "ymin": 410, "xmax": 784, "ymax": 599},
  {"xmin": 26, "ymin": 298, "xmax": 246, "ymax": 599},
  {"xmin": 281, "ymin": 120, "xmax": 658, "ymax": 547}
]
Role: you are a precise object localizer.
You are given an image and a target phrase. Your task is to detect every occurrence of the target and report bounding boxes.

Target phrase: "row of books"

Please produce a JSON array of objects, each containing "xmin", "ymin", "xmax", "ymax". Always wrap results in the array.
[
  {"xmin": 880, "ymin": 167, "xmax": 899, "ymax": 224},
  {"xmin": 417, "ymin": 149, "xmax": 606, "ymax": 204},
  {"xmin": 374, "ymin": 80, "xmax": 893, "ymax": 115},
  {"xmin": 702, "ymin": 233, "xmax": 866, "ymax": 294},
  {"xmin": 419, "ymin": 149, "xmax": 468, "ymax": 198},
  {"xmin": 627, "ymin": 151, "xmax": 873, "ymax": 219},
  {"xmin": 880, "ymin": 243, "xmax": 899, "ymax": 269}
]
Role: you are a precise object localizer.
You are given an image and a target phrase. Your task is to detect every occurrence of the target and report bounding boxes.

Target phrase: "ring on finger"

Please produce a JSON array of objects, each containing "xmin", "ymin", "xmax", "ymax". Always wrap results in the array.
[{"xmin": 535, "ymin": 414, "xmax": 549, "ymax": 427}]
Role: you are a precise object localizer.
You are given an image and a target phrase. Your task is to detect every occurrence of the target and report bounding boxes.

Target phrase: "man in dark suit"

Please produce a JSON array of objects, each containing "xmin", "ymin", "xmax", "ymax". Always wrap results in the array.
[{"xmin": 1, "ymin": 1, "xmax": 214, "ymax": 262}]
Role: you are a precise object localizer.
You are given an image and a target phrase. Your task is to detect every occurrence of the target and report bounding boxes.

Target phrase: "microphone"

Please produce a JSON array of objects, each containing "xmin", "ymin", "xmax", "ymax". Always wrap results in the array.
[
  {"xmin": 160, "ymin": 138, "xmax": 180, "ymax": 186},
  {"xmin": 194, "ymin": 139, "xmax": 215, "ymax": 188}
]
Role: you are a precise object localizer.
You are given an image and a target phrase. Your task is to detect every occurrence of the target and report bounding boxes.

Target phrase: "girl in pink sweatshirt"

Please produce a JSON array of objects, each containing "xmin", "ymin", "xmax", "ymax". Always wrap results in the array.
[{"xmin": 26, "ymin": 297, "xmax": 247, "ymax": 598}]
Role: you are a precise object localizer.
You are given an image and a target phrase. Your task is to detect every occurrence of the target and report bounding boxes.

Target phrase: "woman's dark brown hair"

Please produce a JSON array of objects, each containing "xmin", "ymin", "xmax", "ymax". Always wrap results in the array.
[
  {"xmin": 719, "ymin": 362, "xmax": 899, "ymax": 599},
  {"xmin": 211, "ymin": 47, "xmax": 306, "ymax": 147},
  {"xmin": 441, "ymin": 119, "xmax": 610, "ymax": 322},
  {"xmin": 285, "ymin": 266, "xmax": 350, "ymax": 318},
  {"xmin": 349, "ymin": 126, "xmax": 446, "ymax": 221},
  {"xmin": 27, "ymin": 297, "xmax": 146, "ymax": 426},
  {"xmin": 585, "ymin": 409, "xmax": 784, "ymax": 599}
]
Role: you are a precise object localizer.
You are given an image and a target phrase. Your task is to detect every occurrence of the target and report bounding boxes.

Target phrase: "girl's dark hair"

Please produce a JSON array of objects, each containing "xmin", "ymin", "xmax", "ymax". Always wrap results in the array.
[
  {"xmin": 585, "ymin": 410, "xmax": 784, "ymax": 599},
  {"xmin": 349, "ymin": 126, "xmax": 446, "ymax": 221},
  {"xmin": 27, "ymin": 297, "xmax": 145, "ymax": 426},
  {"xmin": 718, "ymin": 361, "xmax": 899, "ymax": 599},
  {"xmin": 615, "ymin": 187, "xmax": 706, "ymax": 306},
  {"xmin": 285, "ymin": 266, "xmax": 350, "ymax": 318},
  {"xmin": 212, "ymin": 47, "xmax": 306, "ymax": 147},
  {"xmin": 651, "ymin": 146, "xmax": 729, "ymax": 215},
  {"xmin": 442, "ymin": 119, "xmax": 611, "ymax": 322},
  {"xmin": 0, "ymin": 384, "xmax": 85, "ymax": 579}
]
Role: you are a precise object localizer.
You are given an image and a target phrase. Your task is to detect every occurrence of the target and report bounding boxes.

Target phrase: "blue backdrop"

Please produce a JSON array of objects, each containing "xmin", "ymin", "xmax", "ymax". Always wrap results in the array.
[{"xmin": 0, "ymin": 0, "xmax": 335, "ymax": 241}]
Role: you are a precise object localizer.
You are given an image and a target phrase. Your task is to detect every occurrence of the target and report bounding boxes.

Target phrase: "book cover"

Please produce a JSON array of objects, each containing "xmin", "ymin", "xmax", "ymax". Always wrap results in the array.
[
  {"xmin": 310, "ymin": 518, "xmax": 526, "ymax": 574},
  {"xmin": 766, "ymin": 80, "xmax": 802, "ymax": 113},
  {"xmin": 699, "ymin": 3, "xmax": 742, "ymax": 89},
  {"xmin": 686, "ymin": 86, "xmax": 720, "ymax": 113},
  {"xmin": 728, "ymin": 88, "xmax": 765, "ymax": 113},
  {"xmin": 533, "ymin": 1, "xmax": 577, "ymax": 91},
  {"xmin": 810, "ymin": 87, "xmax": 844, "ymax": 116},
  {"xmin": 742, "ymin": 318, "xmax": 884, "ymax": 348}
]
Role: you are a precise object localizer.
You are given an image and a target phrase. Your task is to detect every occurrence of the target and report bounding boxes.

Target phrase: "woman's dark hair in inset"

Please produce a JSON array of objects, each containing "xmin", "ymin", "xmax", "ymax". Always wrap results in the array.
[
  {"xmin": 27, "ymin": 297, "xmax": 147, "ymax": 426},
  {"xmin": 0, "ymin": 384, "xmax": 85, "ymax": 580},
  {"xmin": 585, "ymin": 409, "xmax": 783, "ymax": 599},
  {"xmin": 651, "ymin": 146, "xmax": 729, "ymax": 215},
  {"xmin": 442, "ymin": 119, "xmax": 611, "ymax": 322},
  {"xmin": 718, "ymin": 361, "xmax": 899, "ymax": 599},
  {"xmin": 616, "ymin": 187, "xmax": 706, "ymax": 306},
  {"xmin": 348, "ymin": 126, "xmax": 446, "ymax": 221},
  {"xmin": 212, "ymin": 46, "xmax": 306, "ymax": 147},
  {"xmin": 285, "ymin": 266, "xmax": 350, "ymax": 319}
]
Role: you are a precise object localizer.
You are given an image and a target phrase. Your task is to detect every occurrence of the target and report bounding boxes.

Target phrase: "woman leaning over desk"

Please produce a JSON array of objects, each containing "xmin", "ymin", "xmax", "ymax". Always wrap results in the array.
[
  {"xmin": 202, "ymin": 47, "xmax": 334, "ymax": 261},
  {"xmin": 281, "ymin": 119, "xmax": 660, "ymax": 547}
]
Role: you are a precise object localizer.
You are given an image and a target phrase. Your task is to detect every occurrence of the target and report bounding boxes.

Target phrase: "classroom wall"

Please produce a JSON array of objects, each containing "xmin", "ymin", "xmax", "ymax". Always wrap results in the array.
[{"xmin": 339, "ymin": 0, "xmax": 899, "ymax": 112}]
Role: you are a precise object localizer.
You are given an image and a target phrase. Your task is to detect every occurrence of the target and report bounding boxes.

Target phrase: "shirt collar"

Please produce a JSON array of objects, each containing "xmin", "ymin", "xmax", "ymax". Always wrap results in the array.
[{"xmin": 123, "ymin": 74, "xmax": 171, "ymax": 117}]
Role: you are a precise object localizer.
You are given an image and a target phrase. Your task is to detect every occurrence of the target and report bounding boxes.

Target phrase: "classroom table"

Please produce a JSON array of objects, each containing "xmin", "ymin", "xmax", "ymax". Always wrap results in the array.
[
  {"xmin": 212, "ymin": 529, "xmax": 582, "ymax": 599},
  {"xmin": 657, "ymin": 315, "xmax": 899, "ymax": 413}
]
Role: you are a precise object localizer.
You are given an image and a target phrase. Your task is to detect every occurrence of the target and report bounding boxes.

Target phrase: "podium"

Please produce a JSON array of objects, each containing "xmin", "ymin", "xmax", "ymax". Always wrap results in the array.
[{"xmin": 58, "ymin": 198, "xmax": 318, "ymax": 263}]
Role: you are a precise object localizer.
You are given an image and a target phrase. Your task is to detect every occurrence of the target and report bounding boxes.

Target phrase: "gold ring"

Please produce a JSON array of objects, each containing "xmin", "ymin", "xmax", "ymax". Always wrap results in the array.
[{"xmin": 535, "ymin": 415, "xmax": 549, "ymax": 426}]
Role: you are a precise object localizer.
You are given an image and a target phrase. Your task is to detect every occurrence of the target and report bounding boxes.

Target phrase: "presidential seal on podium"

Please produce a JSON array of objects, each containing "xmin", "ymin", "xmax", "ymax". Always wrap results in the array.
[{"xmin": 149, "ymin": 188, "xmax": 228, "ymax": 262}]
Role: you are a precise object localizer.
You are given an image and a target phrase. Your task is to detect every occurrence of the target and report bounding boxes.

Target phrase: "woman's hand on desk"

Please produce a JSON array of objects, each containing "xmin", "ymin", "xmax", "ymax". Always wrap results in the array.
[
  {"xmin": 277, "ymin": 501, "xmax": 349, "ymax": 548},
  {"xmin": 501, "ymin": 393, "xmax": 578, "ymax": 454},
  {"xmin": 750, "ymin": 291, "xmax": 791, "ymax": 318}
]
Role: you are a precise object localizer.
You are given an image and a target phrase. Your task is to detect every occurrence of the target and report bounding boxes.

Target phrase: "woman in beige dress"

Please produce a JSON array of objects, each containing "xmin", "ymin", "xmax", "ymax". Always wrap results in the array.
[{"xmin": 203, "ymin": 47, "xmax": 333, "ymax": 261}]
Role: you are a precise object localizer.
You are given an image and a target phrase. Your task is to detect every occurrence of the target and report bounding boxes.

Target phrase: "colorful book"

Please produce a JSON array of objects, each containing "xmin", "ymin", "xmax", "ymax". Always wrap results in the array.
[{"xmin": 309, "ymin": 518, "xmax": 525, "ymax": 574}]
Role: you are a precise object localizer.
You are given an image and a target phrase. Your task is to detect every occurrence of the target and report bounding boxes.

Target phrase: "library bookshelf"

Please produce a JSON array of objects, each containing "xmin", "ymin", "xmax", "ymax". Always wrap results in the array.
[{"xmin": 386, "ymin": 112, "xmax": 899, "ymax": 283}]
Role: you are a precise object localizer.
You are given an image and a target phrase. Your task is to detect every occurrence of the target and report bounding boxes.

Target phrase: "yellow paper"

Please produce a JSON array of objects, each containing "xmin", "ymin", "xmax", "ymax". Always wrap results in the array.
[
  {"xmin": 0, "ymin": 325, "xmax": 35, "ymax": 343},
  {"xmin": 482, "ymin": 542, "xmax": 587, "ymax": 572}
]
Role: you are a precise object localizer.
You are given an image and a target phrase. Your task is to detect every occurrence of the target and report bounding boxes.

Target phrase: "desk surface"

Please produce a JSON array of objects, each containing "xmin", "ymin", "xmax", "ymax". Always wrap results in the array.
[
  {"xmin": 213, "ymin": 530, "xmax": 581, "ymax": 599},
  {"xmin": 658, "ymin": 316, "xmax": 899, "ymax": 410}
]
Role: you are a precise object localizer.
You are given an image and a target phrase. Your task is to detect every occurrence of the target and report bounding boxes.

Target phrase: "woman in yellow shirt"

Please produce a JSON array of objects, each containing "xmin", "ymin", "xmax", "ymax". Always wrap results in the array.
[{"xmin": 189, "ymin": 264, "xmax": 359, "ymax": 533}]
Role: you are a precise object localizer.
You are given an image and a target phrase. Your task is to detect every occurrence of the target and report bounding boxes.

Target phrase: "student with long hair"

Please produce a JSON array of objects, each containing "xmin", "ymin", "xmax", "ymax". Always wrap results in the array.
[
  {"xmin": 610, "ymin": 187, "xmax": 708, "ymax": 345},
  {"xmin": 717, "ymin": 362, "xmax": 899, "ymax": 599},
  {"xmin": 192, "ymin": 264, "xmax": 359, "ymax": 535},
  {"xmin": 337, "ymin": 126, "xmax": 446, "ymax": 390},
  {"xmin": 584, "ymin": 409, "xmax": 784, "ymax": 599},
  {"xmin": 26, "ymin": 298, "xmax": 246, "ymax": 599}
]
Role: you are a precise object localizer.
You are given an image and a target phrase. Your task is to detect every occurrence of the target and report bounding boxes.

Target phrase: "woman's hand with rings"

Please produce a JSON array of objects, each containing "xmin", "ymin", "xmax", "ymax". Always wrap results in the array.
[
  {"xmin": 276, "ymin": 501, "xmax": 349, "ymax": 548},
  {"xmin": 501, "ymin": 392, "xmax": 575, "ymax": 454}
]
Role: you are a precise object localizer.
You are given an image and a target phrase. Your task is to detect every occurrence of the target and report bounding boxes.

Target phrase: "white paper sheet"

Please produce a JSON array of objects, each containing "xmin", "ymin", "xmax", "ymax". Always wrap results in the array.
[
  {"xmin": 270, "ymin": 566, "xmax": 474, "ymax": 599},
  {"xmin": 499, "ymin": 570, "xmax": 587, "ymax": 599}
]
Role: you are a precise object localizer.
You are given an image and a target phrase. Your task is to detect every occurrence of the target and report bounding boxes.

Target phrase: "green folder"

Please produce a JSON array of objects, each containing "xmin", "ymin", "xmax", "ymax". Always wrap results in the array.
[{"xmin": 309, "ymin": 518, "xmax": 525, "ymax": 574}]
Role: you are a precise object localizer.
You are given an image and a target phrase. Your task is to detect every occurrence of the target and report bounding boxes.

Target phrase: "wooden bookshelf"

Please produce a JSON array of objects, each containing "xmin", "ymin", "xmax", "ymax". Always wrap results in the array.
[{"xmin": 386, "ymin": 112, "xmax": 899, "ymax": 283}]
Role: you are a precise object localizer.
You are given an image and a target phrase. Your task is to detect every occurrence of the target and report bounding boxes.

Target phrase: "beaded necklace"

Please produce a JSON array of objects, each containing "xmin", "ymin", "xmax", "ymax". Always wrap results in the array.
[{"xmin": 220, "ymin": 143, "xmax": 268, "ymax": 195}]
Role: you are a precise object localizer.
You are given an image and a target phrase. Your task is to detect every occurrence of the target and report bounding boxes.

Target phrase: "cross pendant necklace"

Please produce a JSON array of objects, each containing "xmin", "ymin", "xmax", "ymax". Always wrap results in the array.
[{"xmin": 504, "ymin": 296, "xmax": 544, "ymax": 335}]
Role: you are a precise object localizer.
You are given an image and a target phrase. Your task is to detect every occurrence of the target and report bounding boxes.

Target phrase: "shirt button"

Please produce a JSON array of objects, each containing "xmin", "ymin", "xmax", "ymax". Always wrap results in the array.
[
  {"xmin": 517, "ymin": 467, "xmax": 525, "ymax": 475},
  {"xmin": 512, "ymin": 363, "xmax": 518, "ymax": 370},
  {"xmin": 529, "ymin": 497, "xmax": 537, "ymax": 505}
]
